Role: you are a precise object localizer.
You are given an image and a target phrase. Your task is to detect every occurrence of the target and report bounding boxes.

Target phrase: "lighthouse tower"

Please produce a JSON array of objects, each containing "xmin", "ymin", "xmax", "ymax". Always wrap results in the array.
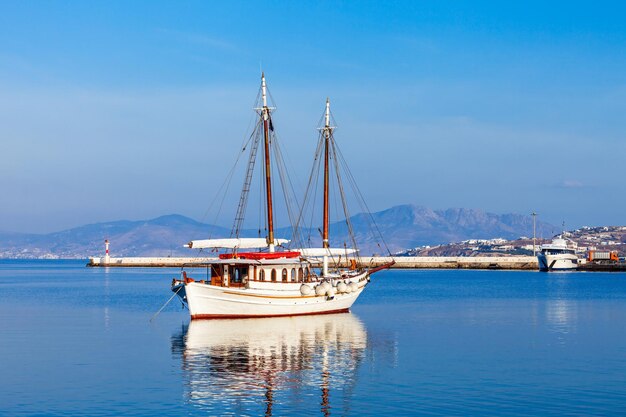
[{"xmin": 104, "ymin": 239, "xmax": 110, "ymax": 264}]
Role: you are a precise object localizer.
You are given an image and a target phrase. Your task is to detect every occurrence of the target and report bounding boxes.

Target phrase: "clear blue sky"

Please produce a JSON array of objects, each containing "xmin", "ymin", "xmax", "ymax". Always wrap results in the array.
[{"xmin": 1, "ymin": 1, "xmax": 625, "ymax": 233}]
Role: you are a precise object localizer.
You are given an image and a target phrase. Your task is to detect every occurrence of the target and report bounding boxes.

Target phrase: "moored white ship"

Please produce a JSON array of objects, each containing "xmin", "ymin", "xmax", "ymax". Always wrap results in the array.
[
  {"xmin": 537, "ymin": 236, "xmax": 579, "ymax": 271},
  {"xmin": 173, "ymin": 254, "xmax": 373, "ymax": 319},
  {"xmin": 171, "ymin": 74, "xmax": 393, "ymax": 319}
]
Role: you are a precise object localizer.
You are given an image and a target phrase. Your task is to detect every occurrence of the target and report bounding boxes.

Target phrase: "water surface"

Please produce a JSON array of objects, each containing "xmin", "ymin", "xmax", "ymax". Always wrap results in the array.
[{"xmin": 1, "ymin": 260, "xmax": 626, "ymax": 416}]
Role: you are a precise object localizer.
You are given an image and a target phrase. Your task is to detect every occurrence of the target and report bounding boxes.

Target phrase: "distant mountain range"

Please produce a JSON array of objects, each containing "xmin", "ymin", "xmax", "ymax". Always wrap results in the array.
[
  {"xmin": 0, "ymin": 204, "xmax": 555, "ymax": 258},
  {"xmin": 340, "ymin": 205, "xmax": 555, "ymax": 254}
]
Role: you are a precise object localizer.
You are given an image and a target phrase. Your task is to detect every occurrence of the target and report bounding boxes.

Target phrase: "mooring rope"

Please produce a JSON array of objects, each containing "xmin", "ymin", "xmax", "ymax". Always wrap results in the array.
[{"xmin": 150, "ymin": 286, "xmax": 182, "ymax": 322}]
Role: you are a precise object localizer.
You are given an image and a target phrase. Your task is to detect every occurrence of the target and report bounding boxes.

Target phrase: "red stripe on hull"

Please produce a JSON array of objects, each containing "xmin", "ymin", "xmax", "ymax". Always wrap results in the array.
[{"xmin": 191, "ymin": 308, "xmax": 350, "ymax": 320}]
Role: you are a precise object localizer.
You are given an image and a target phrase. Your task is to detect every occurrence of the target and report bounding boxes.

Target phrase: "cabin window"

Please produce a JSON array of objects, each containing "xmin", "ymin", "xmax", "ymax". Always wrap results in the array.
[
  {"xmin": 271, "ymin": 269, "xmax": 277, "ymax": 282},
  {"xmin": 291, "ymin": 268, "xmax": 296, "ymax": 282},
  {"xmin": 282, "ymin": 268, "xmax": 288, "ymax": 282},
  {"xmin": 260, "ymin": 269, "xmax": 265, "ymax": 281},
  {"xmin": 232, "ymin": 266, "xmax": 248, "ymax": 284},
  {"xmin": 253, "ymin": 266, "xmax": 257, "ymax": 281},
  {"xmin": 298, "ymin": 268, "xmax": 304, "ymax": 281}
]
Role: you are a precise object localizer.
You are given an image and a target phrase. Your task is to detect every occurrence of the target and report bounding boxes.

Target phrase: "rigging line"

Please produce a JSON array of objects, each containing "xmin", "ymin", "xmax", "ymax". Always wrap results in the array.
[
  {"xmin": 322, "ymin": 176, "xmax": 344, "ymax": 271},
  {"xmin": 297, "ymin": 167, "xmax": 315, "ymax": 245},
  {"xmin": 201, "ymin": 118, "xmax": 261, "ymax": 236},
  {"xmin": 150, "ymin": 286, "xmax": 182, "ymax": 322},
  {"xmin": 335, "ymin": 142, "xmax": 393, "ymax": 257},
  {"xmin": 207, "ymin": 152, "xmax": 241, "ymax": 239},
  {"xmin": 293, "ymin": 133, "xmax": 324, "ymax": 246},
  {"xmin": 315, "ymin": 111, "xmax": 325, "ymax": 131},
  {"xmin": 272, "ymin": 143, "xmax": 294, "ymax": 244},
  {"xmin": 336, "ymin": 146, "xmax": 372, "ymax": 253},
  {"xmin": 267, "ymin": 130, "xmax": 277, "ymax": 244},
  {"xmin": 199, "ymin": 122, "xmax": 255, "ymax": 224},
  {"xmin": 329, "ymin": 151, "xmax": 341, "ymax": 246},
  {"xmin": 270, "ymin": 152, "xmax": 291, "ymax": 248},
  {"xmin": 261, "ymin": 137, "xmax": 268, "ymax": 239},
  {"xmin": 258, "ymin": 154, "xmax": 264, "ymax": 238},
  {"xmin": 231, "ymin": 122, "xmax": 263, "ymax": 238},
  {"xmin": 320, "ymin": 177, "xmax": 345, "ymax": 272},
  {"xmin": 230, "ymin": 81, "xmax": 270, "ymax": 238},
  {"xmin": 200, "ymin": 84, "xmax": 262, "ymax": 226},
  {"xmin": 272, "ymin": 130, "xmax": 304, "ymax": 228},
  {"xmin": 309, "ymin": 108, "xmax": 332, "ymax": 245},
  {"xmin": 330, "ymin": 136, "xmax": 359, "ymax": 256},
  {"xmin": 329, "ymin": 110, "xmax": 338, "ymax": 132},
  {"xmin": 272, "ymin": 132, "xmax": 305, "ymax": 248},
  {"xmin": 239, "ymin": 86, "xmax": 263, "ymax": 150},
  {"xmin": 253, "ymin": 85, "xmax": 262, "ymax": 111},
  {"xmin": 346, "ymin": 167, "xmax": 392, "ymax": 258},
  {"xmin": 267, "ymin": 87, "xmax": 278, "ymax": 113},
  {"xmin": 307, "ymin": 138, "xmax": 324, "ymax": 245}
]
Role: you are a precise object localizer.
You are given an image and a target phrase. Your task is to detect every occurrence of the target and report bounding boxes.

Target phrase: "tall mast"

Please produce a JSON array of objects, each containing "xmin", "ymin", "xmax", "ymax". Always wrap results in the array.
[
  {"xmin": 261, "ymin": 73, "xmax": 275, "ymax": 252},
  {"xmin": 322, "ymin": 98, "xmax": 331, "ymax": 250},
  {"xmin": 321, "ymin": 98, "xmax": 334, "ymax": 277}
]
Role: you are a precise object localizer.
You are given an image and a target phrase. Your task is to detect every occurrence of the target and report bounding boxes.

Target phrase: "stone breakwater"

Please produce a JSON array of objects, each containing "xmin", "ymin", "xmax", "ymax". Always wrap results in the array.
[
  {"xmin": 88, "ymin": 256, "xmax": 539, "ymax": 270},
  {"xmin": 367, "ymin": 256, "xmax": 538, "ymax": 270}
]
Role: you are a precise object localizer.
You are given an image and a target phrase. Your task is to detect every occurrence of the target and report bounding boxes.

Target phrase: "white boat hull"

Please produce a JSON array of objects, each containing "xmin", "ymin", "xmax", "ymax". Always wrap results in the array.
[
  {"xmin": 175, "ymin": 273, "xmax": 370, "ymax": 319},
  {"xmin": 537, "ymin": 254, "xmax": 579, "ymax": 271}
]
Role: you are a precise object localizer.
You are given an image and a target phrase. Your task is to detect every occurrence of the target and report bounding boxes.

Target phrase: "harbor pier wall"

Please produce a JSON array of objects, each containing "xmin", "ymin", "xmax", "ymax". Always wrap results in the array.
[
  {"xmin": 368, "ymin": 256, "xmax": 538, "ymax": 270},
  {"xmin": 88, "ymin": 256, "xmax": 539, "ymax": 270}
]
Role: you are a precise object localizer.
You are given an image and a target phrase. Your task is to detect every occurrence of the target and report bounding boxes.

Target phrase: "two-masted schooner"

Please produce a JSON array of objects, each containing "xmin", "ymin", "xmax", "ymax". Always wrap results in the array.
[{"xmin": 171, "ymin": 74, "xmax": 393, "ymax": 319}]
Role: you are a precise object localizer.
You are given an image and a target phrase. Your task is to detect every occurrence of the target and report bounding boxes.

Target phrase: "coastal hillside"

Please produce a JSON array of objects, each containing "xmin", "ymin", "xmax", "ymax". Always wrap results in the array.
[
  {"xmin": 398, "ymin": 226, "xmax": 626, "ymax": 257},
  {"xmin": 0, "ymin": 205, "xmax": 555, "ymax": 258}
]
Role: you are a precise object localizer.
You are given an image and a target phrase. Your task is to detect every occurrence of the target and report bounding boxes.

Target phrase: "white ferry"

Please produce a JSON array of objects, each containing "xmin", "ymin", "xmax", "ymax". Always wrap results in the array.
[{"xmin": 537, "ymin": 236, "xmax": 579, "ymax": 271}]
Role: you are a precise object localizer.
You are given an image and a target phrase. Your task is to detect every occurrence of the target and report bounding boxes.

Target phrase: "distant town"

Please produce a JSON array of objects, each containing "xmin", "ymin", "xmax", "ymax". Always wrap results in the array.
[{"xmin": 397, "ymin": 226, "xmax": 626, "ymax": 258}]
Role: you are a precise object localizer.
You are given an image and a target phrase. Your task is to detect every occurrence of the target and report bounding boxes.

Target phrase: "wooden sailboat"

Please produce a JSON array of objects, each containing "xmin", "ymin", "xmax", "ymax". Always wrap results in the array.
[{"xmin": 171, "ymin": 74, "xmax": 393, "ymax": 319}]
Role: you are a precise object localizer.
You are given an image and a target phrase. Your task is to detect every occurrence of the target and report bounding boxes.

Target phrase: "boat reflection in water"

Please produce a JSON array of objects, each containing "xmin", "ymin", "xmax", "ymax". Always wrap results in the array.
[{"xmin": 171, "ymin": 313, "xmax": 371, "ymax": 416}]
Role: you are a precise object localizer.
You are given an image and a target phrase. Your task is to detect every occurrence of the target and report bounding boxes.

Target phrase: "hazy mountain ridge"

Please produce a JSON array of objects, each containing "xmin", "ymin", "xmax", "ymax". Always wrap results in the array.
[
  {"xmin": 338, "ymin": 205, "xmax": 555, "ymax": 254},
  {"xmin": 0, "ymin": 215, "xmax": 229, "ymax": 258},
  {"xmin": 0, "ymin": 205, "xmax": 555, "ymax": 258}
]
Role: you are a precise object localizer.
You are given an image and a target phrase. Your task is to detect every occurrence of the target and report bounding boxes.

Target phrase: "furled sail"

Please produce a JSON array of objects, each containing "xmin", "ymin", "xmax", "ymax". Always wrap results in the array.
[
  {"xmin": 186, "ymin": 238, "xmax": 289, "ymax": 249},
  {"xmin": 299, "ymin": 248, "xmax": 358, "ymax": 257}
]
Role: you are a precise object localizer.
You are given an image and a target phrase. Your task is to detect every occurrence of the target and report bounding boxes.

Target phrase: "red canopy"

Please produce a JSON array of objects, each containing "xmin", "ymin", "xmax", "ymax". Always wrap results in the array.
[{"xmin": 218, "ymin": 251, "xmax": 301, "ymax": 260}]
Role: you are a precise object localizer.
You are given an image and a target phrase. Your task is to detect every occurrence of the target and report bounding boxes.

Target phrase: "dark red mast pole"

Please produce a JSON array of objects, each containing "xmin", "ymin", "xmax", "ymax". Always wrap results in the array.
[
  {"xmin": 261, "ymin": 74, "xmax": 275, "ymax": 251},
  {"xmin": 322, "ymin": 98, "xmax": 330, "ymax": 250}
]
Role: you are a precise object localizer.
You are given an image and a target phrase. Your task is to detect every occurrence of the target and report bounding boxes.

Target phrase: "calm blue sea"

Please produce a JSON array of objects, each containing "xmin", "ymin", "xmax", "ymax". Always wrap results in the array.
[{"xmin": 1, "ymin": 260, "xmax": 626, "ymax": 416}]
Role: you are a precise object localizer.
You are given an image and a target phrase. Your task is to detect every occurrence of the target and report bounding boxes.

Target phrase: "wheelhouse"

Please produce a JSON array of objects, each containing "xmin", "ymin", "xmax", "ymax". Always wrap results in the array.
[
  {"xmin": 179, "ymin": 258, "xmax": 318, "ymax": 289},
  {"xmin": 541, "ymin": 247, "xmax": 576, "ymax": 256}
]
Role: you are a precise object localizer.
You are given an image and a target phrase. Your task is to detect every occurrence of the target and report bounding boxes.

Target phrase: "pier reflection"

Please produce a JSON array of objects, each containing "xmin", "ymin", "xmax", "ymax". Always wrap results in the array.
[
  {"xmin": 546, "ymin": 299, "xmax": 578, "ymax": 338},
  {"xmin": 545, "ymin": 276, "xmax": 579, "ymax": 339},
  {"xmin": 171, "ymin": 313, "xmax": 373, "ymax": 416}
]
